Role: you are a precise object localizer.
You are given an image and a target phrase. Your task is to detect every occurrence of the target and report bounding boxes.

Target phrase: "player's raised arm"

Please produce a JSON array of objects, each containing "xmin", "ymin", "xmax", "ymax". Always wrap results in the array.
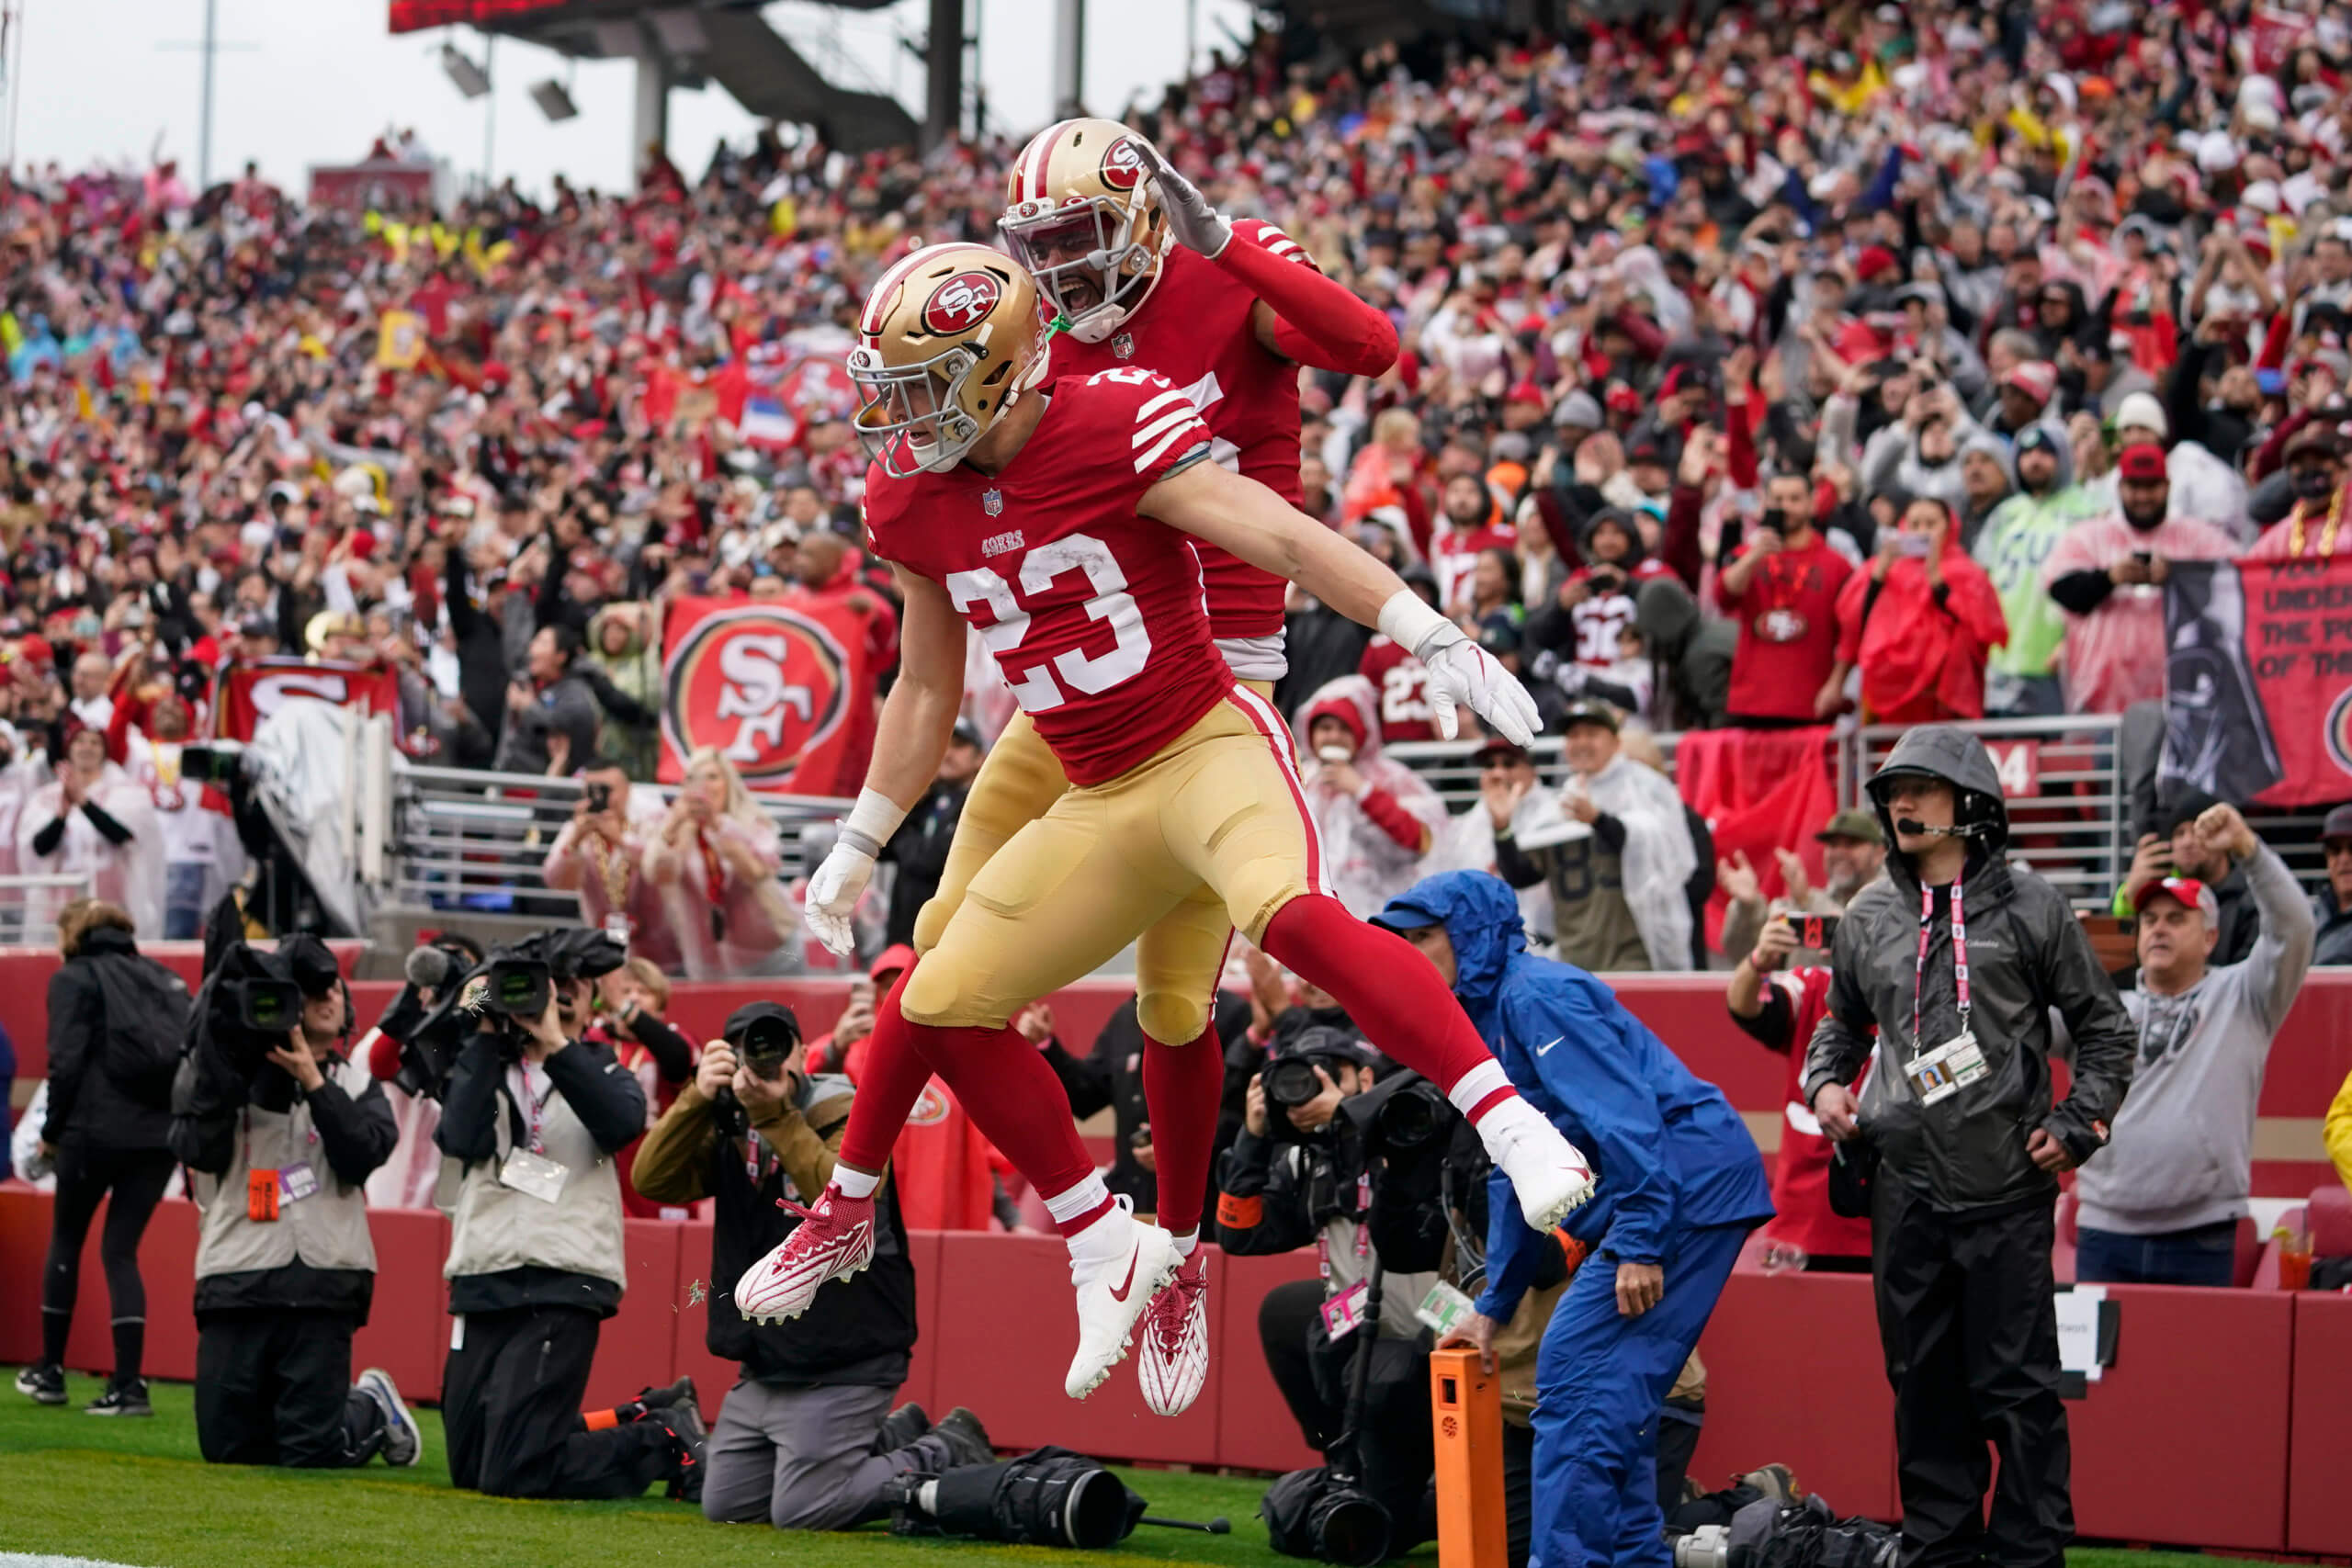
[
  {"xmin": 802, "ymin": 564, "xmax": 967, "ymax": 955},
  {"xmin": 1139, "ymin": 460, "xmax": 1539, "ymax": 746},
  {"xmin": 1132, "ymin": 142, "xmax": 1398, "ymax": 377}
]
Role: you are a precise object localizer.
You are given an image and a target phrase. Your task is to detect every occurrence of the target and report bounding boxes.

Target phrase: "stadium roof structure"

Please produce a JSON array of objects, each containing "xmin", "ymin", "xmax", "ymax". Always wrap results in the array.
[{"xmin": 390, "ymin": 0, "xmax": 931, "ymax": 159}]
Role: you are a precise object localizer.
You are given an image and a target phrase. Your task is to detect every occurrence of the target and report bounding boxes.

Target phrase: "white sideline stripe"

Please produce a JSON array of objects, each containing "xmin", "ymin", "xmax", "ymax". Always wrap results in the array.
[{"xmin": 2, "ymin": 1555, "xmax": 157, "ymax": 1567}]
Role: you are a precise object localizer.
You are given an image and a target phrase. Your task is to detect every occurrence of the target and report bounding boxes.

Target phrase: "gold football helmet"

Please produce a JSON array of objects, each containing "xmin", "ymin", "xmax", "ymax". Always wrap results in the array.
[
  {"xmin": 849, "ymin": 243, "xmax": 1052, "ymax": 478},
  {"xmin": 1000, "ymin": 117, "xmax": 1169, "ymax": 344}
]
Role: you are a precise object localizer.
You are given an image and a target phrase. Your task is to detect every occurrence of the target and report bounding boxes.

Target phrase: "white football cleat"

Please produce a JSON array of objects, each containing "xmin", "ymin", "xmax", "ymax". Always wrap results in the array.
[
  {"xmin": 1137, "ymin": 1248, "xmax": 1212, "ymax": 1417},
  {"xmin": 734, "ymin": 1184, "xmax": 877, "ymax": 1323},
  {"xmin": 1065, "ymin": 1211, "xmax": 1180, "ymax": 1401},
  {"xmin": 1492, "ymin": 1111, "xmax": 1598, "ymax": 1232}
]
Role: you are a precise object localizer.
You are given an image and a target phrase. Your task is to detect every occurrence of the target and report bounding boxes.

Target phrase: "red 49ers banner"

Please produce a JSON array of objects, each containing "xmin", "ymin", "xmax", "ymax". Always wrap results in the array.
[
  {"xmin": 213, "ymin": 659, "xmax": 402, "ymax": 740},
  {"xmin": 2161, "ymin": 555, "xmax": 2352, "ymax": 807},
  {"xmin": 659, "ymin": 597, "xmax": 869, "ymax": 794}
]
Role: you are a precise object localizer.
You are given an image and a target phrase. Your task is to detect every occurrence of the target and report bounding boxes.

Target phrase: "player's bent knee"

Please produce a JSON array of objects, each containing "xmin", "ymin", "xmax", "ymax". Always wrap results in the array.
[
  {"xmin": 1136, "ymin": 990, "xmax": 1210, "ymax": 1048},
  {"xmin": 1225, "ymin": 875, "xmax": 1311, "ymax": 948}
]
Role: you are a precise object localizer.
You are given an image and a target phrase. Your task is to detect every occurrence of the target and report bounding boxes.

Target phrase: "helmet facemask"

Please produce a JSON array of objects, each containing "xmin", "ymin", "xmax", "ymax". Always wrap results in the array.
[
  {"xmin": 852, "ymin": 343, "xmax": 989, "ymax": 478},
  {"xmin": 1001, "ymin": 194, "xmax": 1166, "ymax": 344}
]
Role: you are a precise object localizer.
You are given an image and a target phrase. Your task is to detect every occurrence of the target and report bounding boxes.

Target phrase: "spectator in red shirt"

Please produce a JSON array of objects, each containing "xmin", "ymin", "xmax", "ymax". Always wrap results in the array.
[
  {"xmin": 1356, "ymin": 570, "xmax": 1444, "ymax": 745},
  {"xmin": 1430, "ymin": 472, "xmax": 1516, "ymax": 617},
  {"xmin": 1724, "ymin": 917, "xmax": 1872, "ymax": 1271},
  {"xmin": 1714, "ymin": 469, "xmax": 1857, "ymax": 728},
  {"xmin": 1833, "ymin": 497, "xmax": 2009, "ymax": 724}
]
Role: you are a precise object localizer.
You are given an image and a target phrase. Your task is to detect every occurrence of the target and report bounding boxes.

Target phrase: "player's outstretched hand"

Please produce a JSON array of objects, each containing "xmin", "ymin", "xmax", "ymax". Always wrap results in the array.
[
  {"xmin": 804, "ymin": 840, "xmax": 876, "ymax": 958},
  {"xmin": 1130, "ymin": 141, "xmax": 1233, "ymax": 260},
  {"xmin": 1417, "ymin": 625, "xmax": 1540, "ymax": 747}
]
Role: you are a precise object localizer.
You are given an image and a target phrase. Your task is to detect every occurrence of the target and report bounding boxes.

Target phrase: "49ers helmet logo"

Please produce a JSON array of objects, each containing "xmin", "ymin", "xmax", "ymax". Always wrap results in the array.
[
  {"xmin": 662, "ymin": 605, "xmax": 849, "ymax": 784},
  {"xmin": 1100, "ymin": 137, "xmax": 1144, "ymax": 190},
  {"xmin": 922, "ymin": 271, "xmax": 1003, "ymax": 334}
]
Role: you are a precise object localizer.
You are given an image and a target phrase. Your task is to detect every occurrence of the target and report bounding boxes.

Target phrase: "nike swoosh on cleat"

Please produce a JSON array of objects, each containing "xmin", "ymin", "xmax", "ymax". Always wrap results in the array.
[{"xmin": 1107, "ymin": 1251, "xmax": 1141, "ymax": 1303}]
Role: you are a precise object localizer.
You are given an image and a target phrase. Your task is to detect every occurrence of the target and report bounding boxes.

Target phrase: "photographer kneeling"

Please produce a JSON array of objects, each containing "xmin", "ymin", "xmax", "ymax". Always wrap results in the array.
[
  {"xmin": 435, "ymin": 937, "xmax": 704, "ymax": 1500},
  {"xmin": 1218, "ymin": 1027, "xmax": 1440, "ymax": 1549},
  {"xmin": 633, "ymin": 1001, "xmax": 993, "ymax": 1529},
  {"xmin": 174, "ymin": 935, "xmax": 415, "ymax": 1467}
]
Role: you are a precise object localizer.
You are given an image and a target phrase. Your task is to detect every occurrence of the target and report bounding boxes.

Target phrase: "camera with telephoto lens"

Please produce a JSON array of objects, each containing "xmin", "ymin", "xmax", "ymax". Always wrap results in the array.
[
  {"xmin": 1263, "ymin": 1055, "xmax": 1329, "ymax": 1111},
  {"xmin": 1262, "ymin": 1027, "xmax": 1381, "ymax": 1148},
  {"xmin": 396, "ymin": 927, "xmax": 627, "ymax": 1077},
  {"xmin": 738, "ymin": 1011, "xmax": 800, "ymax": 1080},
  {"xmin": 199, "ymin": 940, "xmax": 311, "ymax": 1086}
]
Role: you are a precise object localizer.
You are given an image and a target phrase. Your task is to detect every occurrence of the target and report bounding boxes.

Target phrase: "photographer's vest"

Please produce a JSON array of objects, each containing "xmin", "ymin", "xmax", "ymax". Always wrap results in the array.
[
  {"xmin": 192, "ymin": 1057, "xmax": 379, "ymax": 1283},
  {"xmin": 443, "ymin": 1065, "xmax": 627, "ymax": 1292}
]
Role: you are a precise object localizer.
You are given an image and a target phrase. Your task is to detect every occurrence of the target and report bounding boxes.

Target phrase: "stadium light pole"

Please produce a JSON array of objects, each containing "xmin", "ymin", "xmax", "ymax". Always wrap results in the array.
[{"xmin": 1051, "ymin": 0, "xmax": 1084, "ymax": 118}]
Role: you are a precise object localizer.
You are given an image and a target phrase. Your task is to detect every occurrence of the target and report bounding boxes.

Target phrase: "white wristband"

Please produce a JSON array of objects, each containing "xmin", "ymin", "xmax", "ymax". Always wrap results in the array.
[
  {"xmin": 838, "ymin": 787, "xmax": 908, "ymax": 860},
  {"xmin": 1375, "ymin": 588, "xmax": 1459, "ymax": 661}
]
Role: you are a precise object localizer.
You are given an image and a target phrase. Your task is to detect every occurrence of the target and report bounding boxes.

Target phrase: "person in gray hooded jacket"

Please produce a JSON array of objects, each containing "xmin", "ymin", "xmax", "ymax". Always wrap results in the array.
[{"xmin": 1804, "ymin": 725, "xmax": 2136, "ymax": 1568}]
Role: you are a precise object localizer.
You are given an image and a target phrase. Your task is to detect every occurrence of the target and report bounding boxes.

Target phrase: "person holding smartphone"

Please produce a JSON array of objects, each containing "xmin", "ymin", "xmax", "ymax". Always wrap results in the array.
[
  {"xmin": 543, "ymin": 760, "xmax": 682, "ymax": 972},
  {"xmin": 1832, "ymin": 497, "xmax": 2007, "ymax": 724}
]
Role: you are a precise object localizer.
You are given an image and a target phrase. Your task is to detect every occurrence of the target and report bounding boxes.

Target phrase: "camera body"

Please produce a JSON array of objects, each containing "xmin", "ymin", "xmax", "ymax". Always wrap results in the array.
[
  {"xmin": 737, "ymin": 1011, "xmax": 800, "ymax": 1080},
  {"xmin": 390, "ymin": 927, "xmax": 627, "ymax": 1089}
]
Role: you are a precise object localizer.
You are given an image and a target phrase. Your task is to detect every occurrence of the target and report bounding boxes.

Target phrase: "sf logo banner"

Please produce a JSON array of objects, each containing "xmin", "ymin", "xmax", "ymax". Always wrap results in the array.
[{"xmin": 661, "ymin": 601, "xmax": 855, "ymax": 790}]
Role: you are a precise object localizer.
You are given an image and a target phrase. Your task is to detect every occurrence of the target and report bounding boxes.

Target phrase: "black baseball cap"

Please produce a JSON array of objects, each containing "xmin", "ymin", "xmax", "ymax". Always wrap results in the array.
[
  {"xmin": 723, "ymin": 1000, "xmax": 802, "ymax": 1048},
  {"xmin": 2323, "ymin": 804, "xmax": 2352, "ymax": 844},
  {"xmin": 1271, "ymin": 1022, "xmax": 1380, "ymax": 1070},
  {"xmin": 1559, "ymin": 699, "xmax": 1621, "ymax": 734},
  {"xmin": 1473, "ymin": 733, "xmax": 1531, "ymax": 766}
]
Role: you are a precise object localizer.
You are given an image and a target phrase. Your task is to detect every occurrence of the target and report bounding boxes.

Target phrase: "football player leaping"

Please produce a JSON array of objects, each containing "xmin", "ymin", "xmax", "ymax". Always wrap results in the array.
[
  {"xmin": 751, "ymin": 120, "xmax": 1405, "ymax": 1421},
  {"xmin": 734, "ymin": 243, "xmax": 1596, "ymax": 1408}
]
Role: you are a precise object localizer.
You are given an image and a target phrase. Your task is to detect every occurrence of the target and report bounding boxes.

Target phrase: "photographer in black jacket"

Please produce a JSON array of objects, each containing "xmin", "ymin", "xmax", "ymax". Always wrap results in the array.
[
  {"xmin": 633, "ymin": 1001, "xmax": 992, "ymax": 1529},
  {"xmin": 1217, "ymin": 1027, "xmax": 1438, "ymax": 1545},
  {"xmin": 174, "ymin": 934, "xmax": 414, "ymax": 1468},
  {"xmin": 1804, "ymin": 727, "xmax": 2136, "ymax": 1568},
  {"xmin": 18, "ymin": 900, "xmax": 188, "ymax": 1415},
  {"xmin": 435, "ymin": 932, "xmax": 703, "ymax": 1501}
]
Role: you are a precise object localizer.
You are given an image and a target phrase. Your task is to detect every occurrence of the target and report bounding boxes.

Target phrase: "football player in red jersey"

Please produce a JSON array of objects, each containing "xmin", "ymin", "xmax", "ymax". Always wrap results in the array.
[
  {"xmin": 762, "ymin": 121, "xmax": 1404, "ymax": 1418},
  {"xmin": 736, "ymin": 245, "xmax": 1595, "ymax": 1407}
]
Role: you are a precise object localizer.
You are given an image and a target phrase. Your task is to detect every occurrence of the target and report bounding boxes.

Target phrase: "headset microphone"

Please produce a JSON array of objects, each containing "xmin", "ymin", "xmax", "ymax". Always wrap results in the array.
[{"xmin": 1895, "ymin": 818, "xmax": 1982, "ymax": 839}]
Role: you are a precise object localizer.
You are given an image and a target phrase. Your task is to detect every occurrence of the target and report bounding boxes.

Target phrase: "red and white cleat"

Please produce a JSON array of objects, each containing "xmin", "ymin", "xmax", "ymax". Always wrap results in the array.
[
  {"xmin": 733, "ymin": 1184, "xmax": 877, "ymax": 1324},
  {"xmin": 1065, "ymin": 1206, "xmax": 1179, "ymax": 1400},
  {"xmin": 1136, "ymin": 1249, "xmax": 1211, "ymax": 1417}
]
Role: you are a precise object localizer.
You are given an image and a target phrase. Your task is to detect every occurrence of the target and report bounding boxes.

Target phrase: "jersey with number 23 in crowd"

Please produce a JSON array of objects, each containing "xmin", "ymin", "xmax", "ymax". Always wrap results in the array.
[{"xmin": 860, "ymin": 367, "xmax": 1232, "ymax": 788}]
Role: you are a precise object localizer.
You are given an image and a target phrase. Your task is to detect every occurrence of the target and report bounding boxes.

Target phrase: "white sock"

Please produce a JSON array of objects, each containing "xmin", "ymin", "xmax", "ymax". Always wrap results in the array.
[
  {"xmin": 832, "ymin": 1166, "xmax": 880, "ymax": 1200},
  {"xmin": 1446, "ymin": 1059, "xmax": 1513, "ymax": 1118},
  {"xmin": 1170, "ymin": 1228, "xmax": 1199, "ymax": 1258}
]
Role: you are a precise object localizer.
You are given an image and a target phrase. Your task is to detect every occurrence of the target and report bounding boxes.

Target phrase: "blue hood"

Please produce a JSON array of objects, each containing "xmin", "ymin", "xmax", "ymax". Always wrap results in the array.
[{"xmin": 1374, "ymin": 870, "xmax": 1527, "ymax": 1016}]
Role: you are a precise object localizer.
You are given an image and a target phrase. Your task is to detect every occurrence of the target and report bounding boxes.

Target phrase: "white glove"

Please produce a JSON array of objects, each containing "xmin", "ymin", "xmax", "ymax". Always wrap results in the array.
[
  {"xmin": 1130, "ymin": 141, "xmax": 1232, "ymax": 259},
  {"xmin": 803, "ymin": 840, "xmax": 876, "ymax": 959},
  {"xmin": 1419, "ymin": 626, "xmax": 1542, "ymax": 747}
]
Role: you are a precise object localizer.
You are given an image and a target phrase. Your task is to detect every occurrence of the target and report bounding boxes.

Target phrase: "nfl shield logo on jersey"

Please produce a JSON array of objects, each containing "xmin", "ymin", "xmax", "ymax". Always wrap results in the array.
[
  {"xmin": 1113, "ymin": 333, "xmax": 1135, "ymax": 360},
  {"xmin": 982, "ymin": 488, "xmax": 1004, "ymax": 517}
]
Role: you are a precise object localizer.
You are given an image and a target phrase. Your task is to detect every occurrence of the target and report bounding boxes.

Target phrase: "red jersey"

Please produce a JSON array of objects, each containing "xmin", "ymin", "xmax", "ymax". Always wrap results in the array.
[
  {"xmin": 1046, "ymin": 220, "xmax": 1310, "ymax": 648},
  {"xmin": 862, "ymin": 369, "xmax": 1230, "ymax": 787},
  {"xmin": 1714, "ymin": 535, "xmax": 1854, "ymax": 721},
  {"xmin": 1566, "ymin": 558, "xmax": 1673, "ymax": 666},
  {"xmin": 1358, "ymin": 636, "xmax": 1440, "ymax": 743},
  {"xmin": 1759, "ymin": 967, "xmax": 1874, "ymax": 1259},
  {"xmin": 1429, "ymin": 521, "xmax": 1518, "ymax": 615}
]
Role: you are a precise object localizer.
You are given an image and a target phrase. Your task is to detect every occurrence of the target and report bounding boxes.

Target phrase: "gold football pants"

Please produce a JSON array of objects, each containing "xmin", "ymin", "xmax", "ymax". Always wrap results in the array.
[{"xmin": 905, "ymin": 682, "xmax": 1318, "ymax": 1043}]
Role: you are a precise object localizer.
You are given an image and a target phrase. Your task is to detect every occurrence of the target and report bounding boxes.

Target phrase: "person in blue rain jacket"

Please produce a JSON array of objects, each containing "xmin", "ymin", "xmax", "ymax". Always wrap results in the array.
[{"xmin": 1372, "ymin": 870, "xmax": 1773, "ymax": 1568}]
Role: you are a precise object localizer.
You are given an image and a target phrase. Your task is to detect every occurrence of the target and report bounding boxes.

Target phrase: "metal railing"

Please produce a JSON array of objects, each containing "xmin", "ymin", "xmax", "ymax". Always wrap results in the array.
[
  {"xmin": 382, "ymin": 720, "xmax": 2340, "ymax": 927},
  {"xmin": 0, "ymin": 874, "xmax": 95, "ymax": 946},
  {"xmin": 391, "ymin": 765, "xmax": 850, "ymax": 917}
]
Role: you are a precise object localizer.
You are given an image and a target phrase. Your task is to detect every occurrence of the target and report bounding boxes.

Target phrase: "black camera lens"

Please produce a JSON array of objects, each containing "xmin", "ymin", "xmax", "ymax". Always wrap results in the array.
[
  {"xmin": 1372, "ymin": 1079, "xmax": 1449, "ymax": 1151},
  {"xmin": 1759, "ymin": 507, "xmax": 1787, "ymax": 533},
  {"xmin": 1263, "ymin": 1056, "xmax": 1327, "ymax": 1110}
]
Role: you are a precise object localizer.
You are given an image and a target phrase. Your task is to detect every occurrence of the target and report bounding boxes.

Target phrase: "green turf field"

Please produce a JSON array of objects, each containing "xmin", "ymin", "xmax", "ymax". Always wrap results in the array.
[{"xmin": 0, "ymin": 1371, "xmax": 2213, "ymax": 1568}]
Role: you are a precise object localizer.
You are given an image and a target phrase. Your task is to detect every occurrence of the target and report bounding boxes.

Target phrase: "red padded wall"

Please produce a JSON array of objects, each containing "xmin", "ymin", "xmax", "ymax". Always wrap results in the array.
[{"xmin": 2290, "ymin": 1292, "xmax": 2352, "ymax": 1553}]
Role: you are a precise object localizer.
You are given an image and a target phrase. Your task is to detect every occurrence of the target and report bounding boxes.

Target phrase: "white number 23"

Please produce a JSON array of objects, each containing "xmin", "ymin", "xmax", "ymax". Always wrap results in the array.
[{"xmin": 946, "ymin": 533, "xmax": 1152, "ymax": 713}]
